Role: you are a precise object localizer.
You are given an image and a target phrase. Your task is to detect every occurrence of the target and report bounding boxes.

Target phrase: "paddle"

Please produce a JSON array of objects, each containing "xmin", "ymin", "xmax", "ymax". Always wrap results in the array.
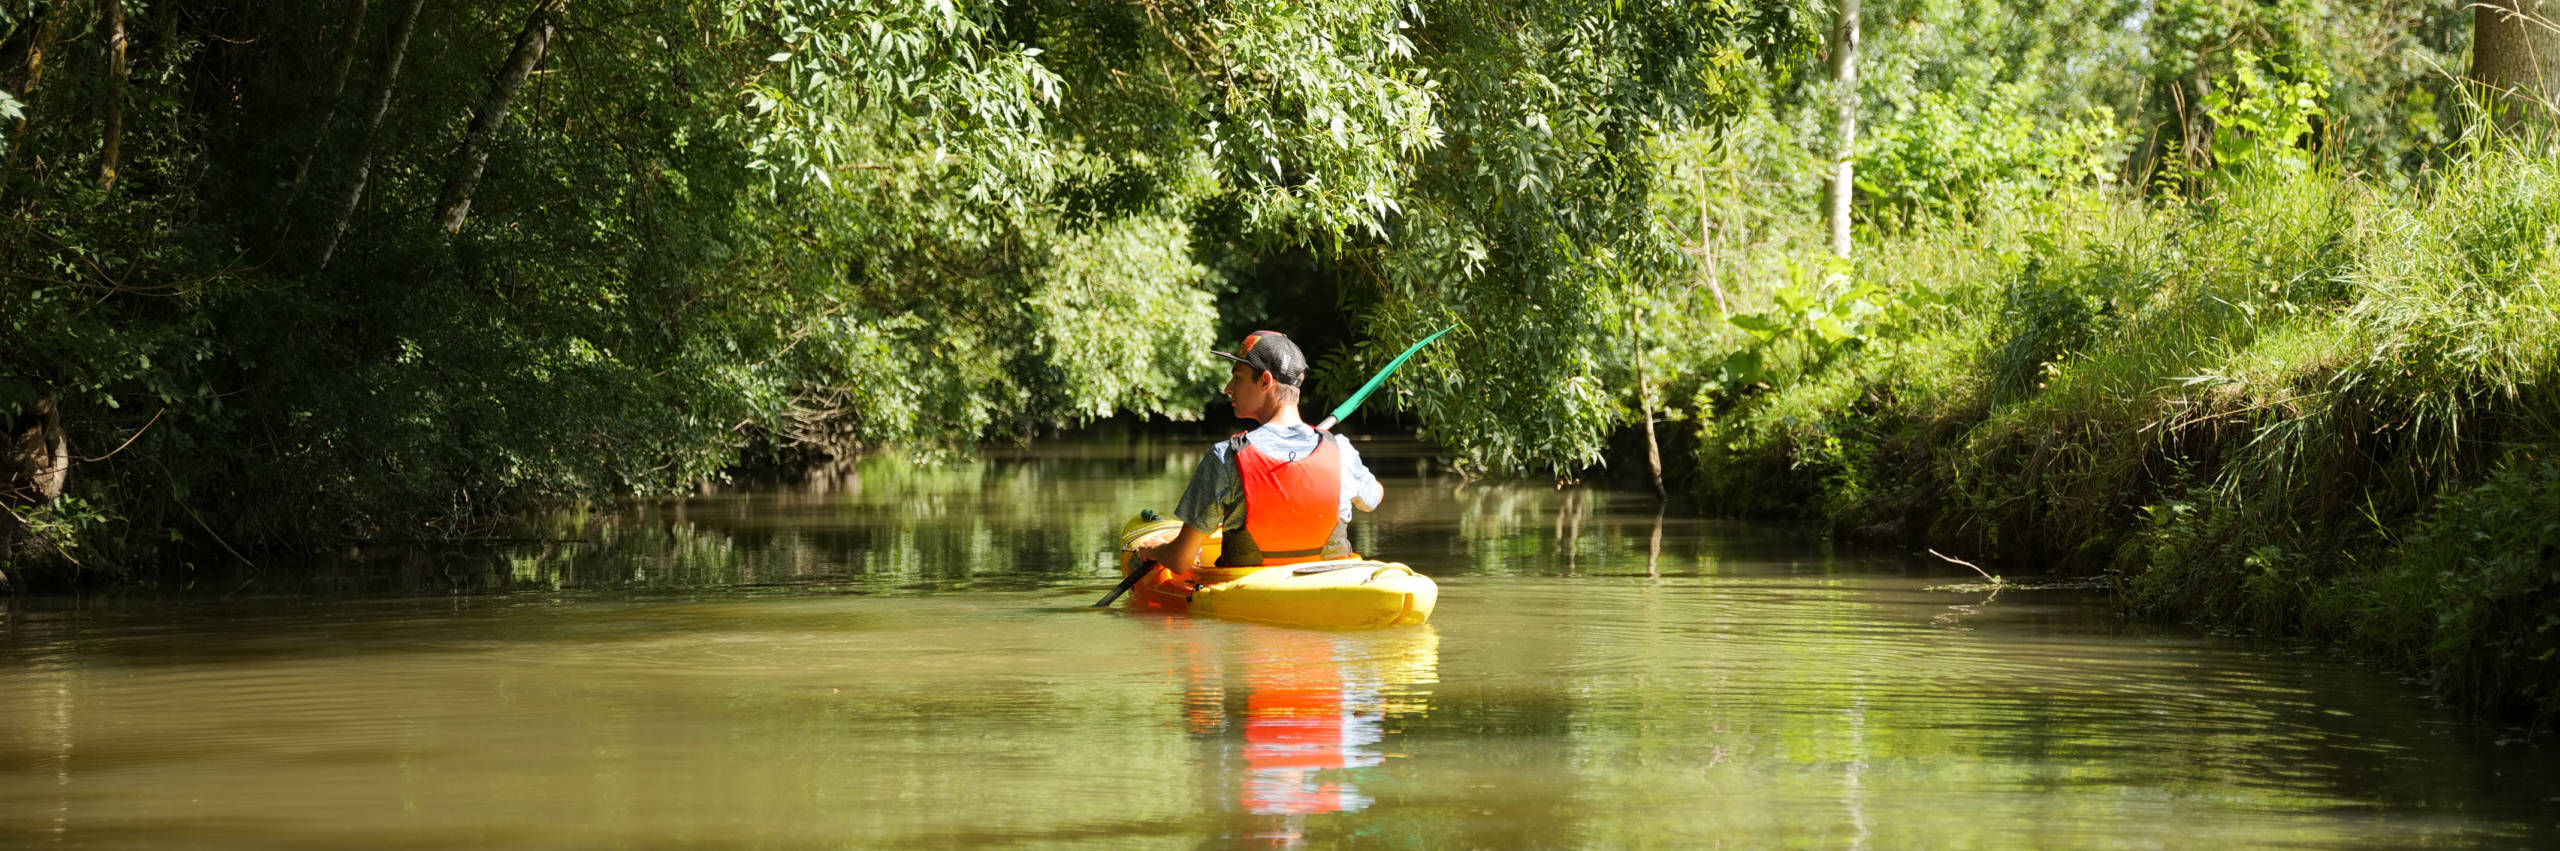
[
  {"xmin": 1094, "ymin": 510, "xmax": 1168, "ymax": 607},
  {"xmin": 1095, "ymin": 325, "xmax": 1458, "ymax": 608},
  {"xmin": 1315, "ymin": 324, "xmax": 1456, "ymax": 431}
]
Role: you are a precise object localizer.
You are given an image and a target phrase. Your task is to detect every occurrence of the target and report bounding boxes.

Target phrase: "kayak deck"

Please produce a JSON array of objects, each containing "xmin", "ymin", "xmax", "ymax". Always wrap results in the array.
[{"xmin": 1114, "ymin": 516, "xmax": 1436, "ymax": 629}]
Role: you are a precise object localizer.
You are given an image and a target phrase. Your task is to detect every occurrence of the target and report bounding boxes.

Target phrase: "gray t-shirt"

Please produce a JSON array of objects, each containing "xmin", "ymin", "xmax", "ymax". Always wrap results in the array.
[{"xmin": 1174, "ymin": 424, "xmax": 1383, "ymax": 535}]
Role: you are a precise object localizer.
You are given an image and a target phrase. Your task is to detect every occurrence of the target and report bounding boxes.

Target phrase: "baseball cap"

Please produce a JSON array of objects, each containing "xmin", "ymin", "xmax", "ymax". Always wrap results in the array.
[{"xmin": 1211, "ymin": 330, "xmax": 1308, "ymax": 387}]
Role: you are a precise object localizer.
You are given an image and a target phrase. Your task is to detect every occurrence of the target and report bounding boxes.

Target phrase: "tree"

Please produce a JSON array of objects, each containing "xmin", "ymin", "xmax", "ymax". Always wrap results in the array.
[
  {"xmin": 100, "ymin": 0, "xmax": 126, "ymax": 189},
  {"xmin": 314, "ymin": 0, "xmax": 429, "ymax": 270},
  {"xmin": 1827, "ymin": 0, "xmax": 1860, "ymax": 257},
  {"xmin": 3, "ymin": 388, "xmax": 66, "ymax": 506},
  {"xmin": 0, "ymin": 2, "xmax": 70, "ymax": 198},
  {"xmin": 435, "ymin": 0, "xmax": 565, "ymax": 235},
  {"xmin": 2473, "ymin": 0, "xmax": 2560, "ymax": 126},
  {"xmin": 0, "ymin": 0, "xmax": 1822, "ymax": 572},
  {"xmin": 1336, "ymin": 0, "xmax": 1815, "ymax": 478}
]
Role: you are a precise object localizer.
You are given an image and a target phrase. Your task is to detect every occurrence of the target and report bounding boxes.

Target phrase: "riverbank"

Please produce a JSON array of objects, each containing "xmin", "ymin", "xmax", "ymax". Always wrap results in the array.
[{"xmin": 1670, "ymin": 144, "xmax": 2560, "ymax": 724}]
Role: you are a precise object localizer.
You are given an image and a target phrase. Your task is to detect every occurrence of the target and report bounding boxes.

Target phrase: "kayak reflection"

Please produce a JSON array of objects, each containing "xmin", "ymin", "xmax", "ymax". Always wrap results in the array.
[{"xmin": 1160, "ymin": 619, "xmax": 1441, "ymax": 847}]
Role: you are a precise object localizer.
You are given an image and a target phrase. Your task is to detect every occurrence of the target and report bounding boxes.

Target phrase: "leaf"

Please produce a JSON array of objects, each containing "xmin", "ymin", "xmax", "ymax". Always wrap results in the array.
[
  {"xmin": 1718, "ymin": 349, "xmax": 1766, "ymax": 386},
  {"xmin": 1726, "ymin": 313, "xmax": 1784, "ymax": 343},
  {"xmin": 1771, "ymin": 287, "xmax": 1813, "ymax": 315},
  {"xmin": 1810, "ymin": 316, "xmax": 1853, "ymax": 346}
]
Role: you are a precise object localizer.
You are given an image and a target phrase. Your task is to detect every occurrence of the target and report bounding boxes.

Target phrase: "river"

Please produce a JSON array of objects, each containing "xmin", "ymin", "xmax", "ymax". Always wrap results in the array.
[{"xmin": 2, "ymin": 434, "xmax": 2554, "ymax": 847}]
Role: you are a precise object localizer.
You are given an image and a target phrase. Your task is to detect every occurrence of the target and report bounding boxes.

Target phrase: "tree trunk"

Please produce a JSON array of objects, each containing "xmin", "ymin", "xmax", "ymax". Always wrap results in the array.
[
  {"xmin": 2474, "ymin": 0, "xmax": 2560, "ymax": 127},
  {"xmin": 5, "ymin": 387, "xmax": 68, "ymax": 505},
  {"xmin": 101, "ymin": 0, "xmax": 128, "ymax": 190},
  {"xmin": 283, "ymin": 0, "xmax": 373, "ymax": 210},
  {"xmin": 0, "ymin": 5, "xmax": 68, "ymax": 203},
  {"xmin": 316, "ymin": 0, "xmax": 428, "ymax": 271},
  {"xmin": 1696, "ymin": 168, "xmax": 1729, "ymax": 315},
  {"xmin": 1633, "ymin": 303, "xmax": 1665, "ymax": 501},
  {"xmin": 1826, "ymin": 0, "xmax": 1860, "ymax": 259},
  {"xmin": 436, "ymin": 0, "xmax": 564, "ymax": 235}
]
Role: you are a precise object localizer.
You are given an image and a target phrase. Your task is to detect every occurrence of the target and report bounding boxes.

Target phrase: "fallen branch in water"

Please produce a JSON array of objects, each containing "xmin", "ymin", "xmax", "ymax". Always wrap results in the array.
[
  {"xmin": 1928, "ymin": 548, "xmax": 2005, "ymax": 587},
  {"xmin": 1926, "ymin": 548, "xmax": 2009, "ymax": 628},
  {"xmin": 342, "ymin": 537, "xmax": 598, "ymax": 546}
]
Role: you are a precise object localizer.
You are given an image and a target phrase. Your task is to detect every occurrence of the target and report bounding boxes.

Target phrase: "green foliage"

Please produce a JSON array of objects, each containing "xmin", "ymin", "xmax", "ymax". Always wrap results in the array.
[
  {"xmin": 1277, "ymin": 0, "xmax": 1820, "ymax": 478},
  {"xmin": 2341, "ymin": 454, "xmax": 2560, "ymax": 719},
  {"xmin": 1681, "ymin": 139, "xmax": 2560, "ymax": 718},
  {"xmin": 2198, "ymin": 50, "xmax": 2330, "ymax": 175},
  {"xmin": 1718, "ymin": 257, "xmax": 1890, "ymax": 389},
  {"xmin": 2135, "ymin": 0, "xmax": 2461, "ymax": 180},
  {"xmin": 0, "ymin": 0, "xmax": 1829, "ymax": 568},
  {"xmin": 1858, "ymin": 85, "xmax": 2121, "ymax": 228},
  {"xmin": 2144, "ymin": 46, "xmax": 2340, "ymax": 197},
  {"xmin": 1029, "ymin": 215, "xmax": 1221, "ymax": 420},
  {"xmin": 0, "ymin": 0, "xmax": 1248, "ymax": 563},
  {"xmin": 1984, "ymin": 238, "xmax": 2140, "ymax": 403}
]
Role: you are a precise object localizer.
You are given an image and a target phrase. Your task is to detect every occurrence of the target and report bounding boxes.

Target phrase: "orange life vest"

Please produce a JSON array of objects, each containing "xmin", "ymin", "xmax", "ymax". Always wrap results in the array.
[{"xmin": 1219, "ymin": 432, "xmax": 1352, "ymax": 567}]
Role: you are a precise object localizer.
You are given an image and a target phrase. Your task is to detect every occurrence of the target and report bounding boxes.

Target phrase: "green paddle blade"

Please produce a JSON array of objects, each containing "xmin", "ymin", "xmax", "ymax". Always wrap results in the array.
[{"xmin": 1323, "ymin": 324, "xmax": 1456, "ymax": 428}]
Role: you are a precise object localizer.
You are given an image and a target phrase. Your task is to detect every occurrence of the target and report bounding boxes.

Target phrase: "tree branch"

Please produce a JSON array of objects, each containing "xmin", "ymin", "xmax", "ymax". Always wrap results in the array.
[
  {"xmin": 436, "ymin": 0, "xmax": 567, "ymax": 235},
  {"xmin": 101, "ymin": 0, "xmax": 128, "ymax": 189},
  {"xmin": 316, "ymin": 0, "xmax": 428, "ymax": 271}
]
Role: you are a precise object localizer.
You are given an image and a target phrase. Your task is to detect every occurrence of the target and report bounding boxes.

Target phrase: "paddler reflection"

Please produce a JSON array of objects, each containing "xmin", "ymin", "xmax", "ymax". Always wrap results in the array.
[{"xmin": 1158, "ymin": 618, "xmax": 1439, "ymax": 848}]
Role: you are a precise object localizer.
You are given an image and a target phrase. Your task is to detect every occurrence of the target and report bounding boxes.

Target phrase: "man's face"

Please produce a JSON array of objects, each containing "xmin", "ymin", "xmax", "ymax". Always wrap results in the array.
[{"xmin": 1224, "ymin": 363, "xmax": 1272, "ymax": 421}]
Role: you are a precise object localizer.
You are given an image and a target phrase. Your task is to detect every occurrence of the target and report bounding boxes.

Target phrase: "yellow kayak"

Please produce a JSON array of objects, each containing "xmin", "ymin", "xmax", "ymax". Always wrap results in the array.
[{"xmin": 1113, "ymin": 513, "xmax": 1437, "ymax": 629}]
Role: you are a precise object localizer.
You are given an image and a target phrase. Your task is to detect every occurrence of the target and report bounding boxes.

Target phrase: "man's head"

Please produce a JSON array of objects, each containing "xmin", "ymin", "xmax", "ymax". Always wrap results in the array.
[{"xmin": 1213, "ymin": 330, "xmax": 1307, "ymax": 423}]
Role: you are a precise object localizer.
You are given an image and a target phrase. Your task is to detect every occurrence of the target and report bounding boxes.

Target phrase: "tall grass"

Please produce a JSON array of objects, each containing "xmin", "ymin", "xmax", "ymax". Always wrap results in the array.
[{"xmin": 1682, "ymin": 141, "xmax": 2560, "ymax": 722}]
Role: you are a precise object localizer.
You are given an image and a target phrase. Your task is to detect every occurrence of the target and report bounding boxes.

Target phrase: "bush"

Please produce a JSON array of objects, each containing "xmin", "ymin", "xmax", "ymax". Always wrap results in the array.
[
  {"xmin": 2343, "ymin": 455, "xmax": 2560, "ymax": 721},
  {"xmin": 1678, "ymin": 140, "xmax": 2560, "ymax": 720}
]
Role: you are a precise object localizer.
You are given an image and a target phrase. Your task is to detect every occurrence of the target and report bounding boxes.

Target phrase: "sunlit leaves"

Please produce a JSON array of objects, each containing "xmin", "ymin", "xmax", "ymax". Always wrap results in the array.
[
  {"xmin": 2197, "ymin": 50, "xmax": 2329, "ymax": 177},
  {"xmin": 730, "ymin": 0, "xmax": 1064, "ymax": 218},
  {"xmin": 1030, "ymin": 216, "xmax": 1220, "ymax": 419},
  {"xmin": 2, "ymin": 0, "xmax": 1821, "ymax": 568},
  {"xmin": 1858, "ymin": 84, "xmax": 2122, "ymax": 229},
  {"xmin": 1181, "ymin": 0, "xmax": 1441, "ymax": 237},
  {"xmin": 1332, "ymin": 0, "xmax": 1806, "ymax": 478}
]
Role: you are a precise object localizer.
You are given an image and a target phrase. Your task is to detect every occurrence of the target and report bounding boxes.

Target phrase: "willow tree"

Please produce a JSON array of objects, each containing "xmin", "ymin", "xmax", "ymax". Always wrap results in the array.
[
  {"xmin": 1, "ymin": 0, "xmax": 1824, "ymax": 571},
  {"xmin": 748, "ymin": 0, "xmax": 1820, "ymax": 478},
  {"xmin": 1347, "ymin": 0, "xmax": 1818, "ymax": 478},
  {"xmin": 312, "ymin": 0, "xmax": 427, "ymax": 271}
]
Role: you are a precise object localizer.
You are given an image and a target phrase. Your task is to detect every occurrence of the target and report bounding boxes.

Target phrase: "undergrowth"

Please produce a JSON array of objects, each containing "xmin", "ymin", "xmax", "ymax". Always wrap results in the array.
[{"xmin": 1684, "ymin": 141, "xmax": 2560, "ymax": 724}]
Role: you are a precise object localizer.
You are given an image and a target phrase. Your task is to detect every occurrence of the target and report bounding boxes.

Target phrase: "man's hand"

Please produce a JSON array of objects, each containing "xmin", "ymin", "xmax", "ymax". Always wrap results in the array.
[
  {"xmin": 1141, "ymin": 525, "xmax": 1210, "ymax": 574},
  {"xmin": 1128, "ymin": 526, "xmax": 1178, "ymax": 554}
]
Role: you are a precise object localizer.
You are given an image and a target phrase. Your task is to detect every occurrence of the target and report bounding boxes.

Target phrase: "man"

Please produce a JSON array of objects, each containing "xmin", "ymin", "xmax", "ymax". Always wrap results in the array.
[{"xmin": 1142, "ymin": 330, "xmax": 1383, "ymax": 573}]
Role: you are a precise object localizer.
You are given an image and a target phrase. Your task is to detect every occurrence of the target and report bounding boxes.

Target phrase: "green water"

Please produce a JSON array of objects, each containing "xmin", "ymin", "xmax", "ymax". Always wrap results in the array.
[{"xmin": 2, "ymin": 436, "xmax": 2553, "ymax": 848}]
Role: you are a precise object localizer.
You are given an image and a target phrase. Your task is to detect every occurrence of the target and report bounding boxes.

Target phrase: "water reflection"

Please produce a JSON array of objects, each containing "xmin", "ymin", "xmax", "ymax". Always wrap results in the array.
[
  {"xmin": 92, "ymin": 434, "xmax": 1815, "ymax": 598},
  {"xmin": 4, "ymin": 436, "xmax": 2557, "ymax": 848},
  {"xmin": 1159, "ymin": 619, "xmax": 1439, "ymax": 847}
]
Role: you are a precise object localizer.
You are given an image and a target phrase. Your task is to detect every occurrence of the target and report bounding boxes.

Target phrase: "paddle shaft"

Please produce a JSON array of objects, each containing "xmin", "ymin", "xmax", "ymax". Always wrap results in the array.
[
  {"xmin": 1315, "ymin": 324, "xmax": 1455, "ymax": 430},
  {"xmin": 1092, "ymin": 557, "xmax": 1154, "ymax": 607}
]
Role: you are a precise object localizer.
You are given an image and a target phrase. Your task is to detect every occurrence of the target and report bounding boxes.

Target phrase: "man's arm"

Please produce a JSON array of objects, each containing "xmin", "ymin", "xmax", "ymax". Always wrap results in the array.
[
  {"xmin": 1339, "ymin": 434, "xmax": 1384, "ymax": 512},
  {"xmin": 1142, "ymin": 524, "xmax": 1212, "ymax": 574},
  {"xmin": 1148, "ymin": 444, "xmax": 1234, "ymax": 572}
]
